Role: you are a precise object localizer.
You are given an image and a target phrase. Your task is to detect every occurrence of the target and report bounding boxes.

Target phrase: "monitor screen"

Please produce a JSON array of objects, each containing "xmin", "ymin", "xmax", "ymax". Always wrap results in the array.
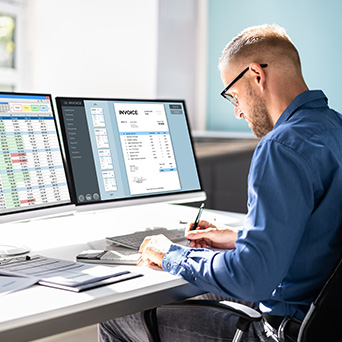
[
  {"xmin": 0, "ymin": 93, "xmax": 74, "ymax": 224},
  {"xmin": 56, "ymin": 97, "xmax": 205, "ymax": 211}
]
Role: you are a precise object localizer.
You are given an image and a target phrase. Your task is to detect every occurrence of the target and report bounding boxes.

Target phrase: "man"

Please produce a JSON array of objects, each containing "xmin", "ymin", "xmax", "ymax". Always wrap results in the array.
[{"xmin": 99, "ymin": 24, "xmax": 342, "ymax": 342}]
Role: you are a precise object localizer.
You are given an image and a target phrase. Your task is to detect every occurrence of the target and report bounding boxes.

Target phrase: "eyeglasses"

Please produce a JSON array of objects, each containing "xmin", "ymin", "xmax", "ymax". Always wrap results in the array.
[{"xmin": 220, "ymin": 64, "xmax": 268, "ymax": 106}]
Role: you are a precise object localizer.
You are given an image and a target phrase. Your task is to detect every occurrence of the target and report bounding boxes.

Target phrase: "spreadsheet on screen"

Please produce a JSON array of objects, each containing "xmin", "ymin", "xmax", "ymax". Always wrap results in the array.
[{"xmin": 0, "ymin": 93, "xmax": 71, "ymax": 217}]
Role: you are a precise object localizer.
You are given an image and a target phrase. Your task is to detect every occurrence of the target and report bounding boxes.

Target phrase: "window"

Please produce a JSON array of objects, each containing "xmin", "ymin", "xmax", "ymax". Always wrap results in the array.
[
  {"xmin": 0, "ymin": 13, "xmax": 15, "ymax": 68},
  {"xmin": 0, "ymin": 0, "xmax": 25, "ymax": 91}
]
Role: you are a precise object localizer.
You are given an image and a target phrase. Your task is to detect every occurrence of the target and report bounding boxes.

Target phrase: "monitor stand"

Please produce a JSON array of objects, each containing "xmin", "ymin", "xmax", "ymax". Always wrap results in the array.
[{"xmin": 0, "ymin": 245, "xmax": 30, "ymax": 258}]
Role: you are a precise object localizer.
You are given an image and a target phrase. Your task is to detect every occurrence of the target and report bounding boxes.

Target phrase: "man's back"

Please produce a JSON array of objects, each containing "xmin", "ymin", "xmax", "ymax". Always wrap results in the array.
[{"xmin": 247, "ymin": 90, "xmax": 342, "ymax": 319}]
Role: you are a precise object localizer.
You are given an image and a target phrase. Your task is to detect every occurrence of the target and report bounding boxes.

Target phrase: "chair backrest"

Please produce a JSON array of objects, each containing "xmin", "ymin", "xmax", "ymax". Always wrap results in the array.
[{"xmin": 298, "ymin": 258, "xmax": 342, "ymax": 341}]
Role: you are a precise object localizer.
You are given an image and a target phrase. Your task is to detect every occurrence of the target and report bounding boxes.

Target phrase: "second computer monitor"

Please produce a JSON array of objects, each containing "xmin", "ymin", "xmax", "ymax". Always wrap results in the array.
[
  {"xmin": 56, "ymin": 97, "xmax": 205, "ymax": 211},
  {"xmin": 0, "ymin": 92, "xmax": 74, "ymax": 225}
]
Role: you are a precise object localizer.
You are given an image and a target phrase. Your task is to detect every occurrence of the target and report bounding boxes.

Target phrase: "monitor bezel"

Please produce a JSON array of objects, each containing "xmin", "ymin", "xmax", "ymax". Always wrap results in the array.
[
  {"xmin": 0, "ymin": 91, "xmax": 75, "ymax": 224},
  {"xmin": 55, "ymin": 96, "xmax": 206, "ymax": 210}
]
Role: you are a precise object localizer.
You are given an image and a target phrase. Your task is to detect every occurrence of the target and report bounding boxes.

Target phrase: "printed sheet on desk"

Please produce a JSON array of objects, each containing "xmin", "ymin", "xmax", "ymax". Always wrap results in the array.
[
  {"xmin": 0, "ymin": 255, "xmax": 142, "ymax": 292},
  {"xmin": 0, "ymin": 275, "xmax": 37, "ymax": 296}
]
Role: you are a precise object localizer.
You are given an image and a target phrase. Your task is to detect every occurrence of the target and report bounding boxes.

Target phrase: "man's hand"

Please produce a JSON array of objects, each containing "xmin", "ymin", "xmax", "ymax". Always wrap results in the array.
[
  {"xmin": 186, "ymin": 220, "xmax": 238, "ymax": 249},
  {"xmin": 139, "ymin": 234, "xmax": 172, "ymax": 268}
]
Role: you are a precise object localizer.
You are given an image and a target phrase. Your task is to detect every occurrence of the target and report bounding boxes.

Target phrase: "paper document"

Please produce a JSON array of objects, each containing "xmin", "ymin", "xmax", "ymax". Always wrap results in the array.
[
  {"xmin": 0, "ymin": 275, "xmax": 37, "ymax": 296},
  {"xmin": 0, "ymin": 255, "xmax": 142, "ymax": 292}
]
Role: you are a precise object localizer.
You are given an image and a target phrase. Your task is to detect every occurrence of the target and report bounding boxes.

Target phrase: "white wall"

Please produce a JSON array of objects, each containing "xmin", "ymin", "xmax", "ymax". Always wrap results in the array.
[
  {"xmin": 156, "ymin": 0, "xmax": 207, "ymax": 130},
  {"xmin": 21, "ymin": 0, "xmax": 207, "ymax": 130},
  {"xmin": 25, "ymin": 0, "xmax": 159, "ymax": 98}
]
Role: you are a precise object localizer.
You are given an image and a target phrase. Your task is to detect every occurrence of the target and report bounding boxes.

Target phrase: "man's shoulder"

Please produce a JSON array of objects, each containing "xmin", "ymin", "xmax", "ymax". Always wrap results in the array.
[
  {"xmin": 265, "ymin": 106, "xmax": 342, "ymax": 146},
  {"xmin": 255, "ymin": 107, "xmax": 342, "ymax": 164}
]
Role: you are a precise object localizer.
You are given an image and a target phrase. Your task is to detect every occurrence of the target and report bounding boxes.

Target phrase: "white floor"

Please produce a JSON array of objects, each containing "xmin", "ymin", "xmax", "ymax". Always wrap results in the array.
[{"xmin": 33, "ymin": 325, "xmax": 98, "ymax": 342}]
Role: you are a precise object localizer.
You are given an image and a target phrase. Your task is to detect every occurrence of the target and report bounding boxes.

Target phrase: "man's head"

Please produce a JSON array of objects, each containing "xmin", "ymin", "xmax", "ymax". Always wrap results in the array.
[{"xmin": 219, "ymin": 24, "xmax": 308, "ymax": 138}]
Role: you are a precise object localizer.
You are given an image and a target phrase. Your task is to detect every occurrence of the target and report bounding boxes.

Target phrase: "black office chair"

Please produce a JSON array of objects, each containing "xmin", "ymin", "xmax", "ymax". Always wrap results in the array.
[{"xmin": 141, "ymin": 258, "xmax": 342, "ymax": 342}]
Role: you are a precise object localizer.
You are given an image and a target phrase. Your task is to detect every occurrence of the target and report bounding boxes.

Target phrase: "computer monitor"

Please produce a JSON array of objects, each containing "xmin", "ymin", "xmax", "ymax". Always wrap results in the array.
[
  {"xmin": 55, "ymin": 97, "xmax": 205, "ymax": 212},
  {"xmin": 0, "ymin": 93, "xmax": 74, "ymax": 255}
]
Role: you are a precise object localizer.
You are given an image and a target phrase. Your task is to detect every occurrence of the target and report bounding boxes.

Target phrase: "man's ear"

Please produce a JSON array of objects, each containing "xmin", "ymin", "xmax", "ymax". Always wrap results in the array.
[{"xmin": 249, "ymin": 63, "xmax": 266, "ymax": 91}]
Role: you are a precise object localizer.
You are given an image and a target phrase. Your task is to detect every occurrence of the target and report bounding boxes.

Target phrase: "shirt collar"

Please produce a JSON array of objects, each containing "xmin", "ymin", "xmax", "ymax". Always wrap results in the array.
[{"xmin": 274, "ymin": 90, "xmax": 328, "ymax": 129}]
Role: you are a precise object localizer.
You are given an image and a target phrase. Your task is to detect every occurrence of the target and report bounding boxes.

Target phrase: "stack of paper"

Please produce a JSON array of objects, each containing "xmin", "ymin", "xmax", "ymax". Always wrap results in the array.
[{"xmin": 0, "ymin": 255, "xmax": 142, "ymax": 293}]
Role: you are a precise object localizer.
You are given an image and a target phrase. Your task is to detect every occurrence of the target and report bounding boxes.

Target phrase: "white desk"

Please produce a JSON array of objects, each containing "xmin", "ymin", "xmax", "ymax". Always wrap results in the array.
[{"xmin": 0, "ymin": 204, "xmax": 245, "ymax": 341}]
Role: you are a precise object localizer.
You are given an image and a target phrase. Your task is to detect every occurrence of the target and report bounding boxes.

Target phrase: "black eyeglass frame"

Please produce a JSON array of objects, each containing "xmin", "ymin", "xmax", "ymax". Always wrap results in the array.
[{"xmin": 220, "ymin": 64, "xmax": 268, "ymax": 106}]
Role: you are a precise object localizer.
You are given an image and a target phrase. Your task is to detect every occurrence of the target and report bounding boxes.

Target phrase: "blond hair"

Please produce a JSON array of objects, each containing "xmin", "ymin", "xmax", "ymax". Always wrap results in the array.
[{"xmin": 218, "ymin": 24, "xmax": 301, "ymax": 72}]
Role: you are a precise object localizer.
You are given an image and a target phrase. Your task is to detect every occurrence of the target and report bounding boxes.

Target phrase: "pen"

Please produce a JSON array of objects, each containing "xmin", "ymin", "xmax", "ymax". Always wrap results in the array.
[
  {"xmin": 190, "ymin": 203, "xmax": 205, "ymax": 232},
  {"xmin": 0, "ymin": 255, "xmax": 32, "ymax": 266}
]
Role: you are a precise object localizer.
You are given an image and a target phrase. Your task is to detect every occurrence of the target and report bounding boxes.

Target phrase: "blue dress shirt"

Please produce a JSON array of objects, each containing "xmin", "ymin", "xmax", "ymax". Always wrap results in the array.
[{"xmin": 162, "ymin": 90, "xmax": 342, "ymax": 320}]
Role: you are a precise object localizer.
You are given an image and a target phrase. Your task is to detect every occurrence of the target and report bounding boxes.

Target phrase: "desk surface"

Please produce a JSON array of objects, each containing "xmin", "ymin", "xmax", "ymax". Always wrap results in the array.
[{"xmin": 0, "ymin": 204, "xmax": 245, "ymax": 341}]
